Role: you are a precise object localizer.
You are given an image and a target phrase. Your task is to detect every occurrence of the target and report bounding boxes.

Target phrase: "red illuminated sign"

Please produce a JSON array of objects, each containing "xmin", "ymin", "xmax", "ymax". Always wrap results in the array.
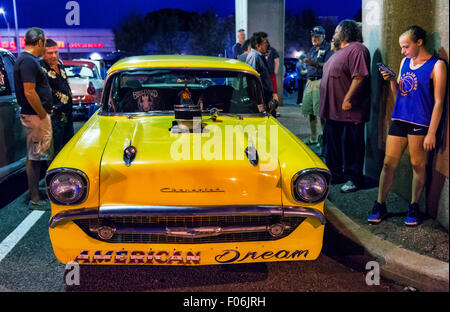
[
  {"xmin": 68, "ymin": 43, "xmax": 104, "ymax": 49},
  {"xmin": 0, "ymin": 36, "xmax": 105, "ymax": 51}
]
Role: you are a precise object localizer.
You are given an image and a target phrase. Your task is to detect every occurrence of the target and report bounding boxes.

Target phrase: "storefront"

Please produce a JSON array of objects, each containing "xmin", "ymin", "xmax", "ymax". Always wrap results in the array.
[{"xmin": 0, "ymin": 28, "xmax": 115, "ymax": 59}]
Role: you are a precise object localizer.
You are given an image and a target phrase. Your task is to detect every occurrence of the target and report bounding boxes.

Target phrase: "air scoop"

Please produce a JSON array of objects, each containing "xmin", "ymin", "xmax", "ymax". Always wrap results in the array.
[{"xmin": 172, "ymin": 86, "xmax": 202, "ymax": 133}]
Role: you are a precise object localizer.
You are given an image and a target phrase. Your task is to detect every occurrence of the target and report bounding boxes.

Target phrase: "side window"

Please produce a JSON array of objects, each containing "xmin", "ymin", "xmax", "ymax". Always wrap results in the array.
[
  {"xmin": 101, "ymin": 74, "xmax": 118, "ymax": 113},
  {"xmin": 3, "ymin": 55, "xmax": 15, "ymax": 93}
]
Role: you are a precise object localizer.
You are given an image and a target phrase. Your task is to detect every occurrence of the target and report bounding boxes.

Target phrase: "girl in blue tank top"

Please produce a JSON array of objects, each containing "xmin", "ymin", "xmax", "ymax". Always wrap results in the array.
[
  {"xmin": 369, "ymin": 26, "xmax": 447, "ymax": 227},
  {"xmin": 392, "ymin": 56, "xmax": 439, "ymax": 126}
]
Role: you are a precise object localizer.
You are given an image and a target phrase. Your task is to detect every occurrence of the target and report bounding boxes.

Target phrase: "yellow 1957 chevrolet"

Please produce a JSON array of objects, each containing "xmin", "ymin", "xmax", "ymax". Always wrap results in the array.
[{"xmin": 46, "ymin": 55, "xmax": 330, "ymax": 265}]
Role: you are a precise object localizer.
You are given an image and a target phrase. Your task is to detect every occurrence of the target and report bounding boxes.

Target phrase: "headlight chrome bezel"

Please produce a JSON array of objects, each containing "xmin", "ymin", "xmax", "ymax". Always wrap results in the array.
[
  {"xmin": 45, "ymin": 168, "xmax": 89, "ymax": 206},
  {"xmin": 291, "ymin": 168, "xmax": 331, "ymax": 204}
]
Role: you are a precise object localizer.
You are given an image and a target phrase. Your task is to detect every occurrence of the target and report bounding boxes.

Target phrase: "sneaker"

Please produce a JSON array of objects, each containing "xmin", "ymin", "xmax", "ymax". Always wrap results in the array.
[
  {"xmin": 28, "ymin": 199, "xmax": 50, "ymax": 211},
  {"xmin": 405, "ymin": 203, "xmax": 421, "ymax": 226},
  {"xmin": 317, "ymin": 134, "xmax": 323, "ymax": 146},
  {"xmin": 304, "ymin": 138, "xmax": 319, "ymax": 145},
  {"xmin": 340, "ymin": 180, "xmax": 359, "ymax": 193},
  {"xmin": 368, "ymin": 201, "xmax": 388, "ymax": 224}
]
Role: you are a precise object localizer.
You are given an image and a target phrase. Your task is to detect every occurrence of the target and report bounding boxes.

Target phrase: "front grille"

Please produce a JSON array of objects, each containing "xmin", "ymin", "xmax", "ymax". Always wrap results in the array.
[{"xmin": 73, "ymin": 215, "xmax": 305, "ymax": 244}]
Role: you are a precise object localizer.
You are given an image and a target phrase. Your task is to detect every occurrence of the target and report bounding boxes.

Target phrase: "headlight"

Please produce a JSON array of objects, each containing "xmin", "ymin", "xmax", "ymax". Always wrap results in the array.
[
  {"xmin": 46, "ymin": 169, "xmax": 88, "ymax": 205},
  {"xmin": 292, "ymin": 169, "xmax": 330, "ymax": 203}
]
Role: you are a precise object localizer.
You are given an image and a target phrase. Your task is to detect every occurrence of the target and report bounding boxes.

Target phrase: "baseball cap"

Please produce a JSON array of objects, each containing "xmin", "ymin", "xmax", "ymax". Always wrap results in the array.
[{"xmin": 310, "ymin": 26, "xmax": 325, "ymax": 37}]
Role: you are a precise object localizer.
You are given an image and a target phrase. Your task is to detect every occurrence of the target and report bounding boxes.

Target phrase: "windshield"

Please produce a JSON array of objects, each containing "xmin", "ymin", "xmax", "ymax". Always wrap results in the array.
[
  {"xmin": 65, "ymin": 65, "xmax": 98, "ymax": 79},
  {"xmin": 103, "ymin": 69, "xmax": 265, "ymax": 114}
]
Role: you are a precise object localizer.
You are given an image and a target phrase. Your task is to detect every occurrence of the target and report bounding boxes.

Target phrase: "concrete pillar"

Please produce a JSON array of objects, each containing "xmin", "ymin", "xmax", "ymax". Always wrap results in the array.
[
  {"xmin": 235, "ymin": 0, "xmax": 248, "ymax": 36},
  {"xmin": 361, "ymin": 0, "xmax": 385, "ymax": 182},
  {"xmin": 236, "ymin": 0, "xmax": 285, "ymax": 105},
  {"xmin": 362, "ymin": 0, "xmax": 449, "ymax": 230}
]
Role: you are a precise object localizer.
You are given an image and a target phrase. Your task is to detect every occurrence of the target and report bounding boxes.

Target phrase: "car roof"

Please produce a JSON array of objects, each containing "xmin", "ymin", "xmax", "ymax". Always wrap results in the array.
[
  {"xmin": 61, "ymin": 60, "xmax": 95, "ymax": 69},
  {"xmin": 108, "ymin": 55, "xmax": 258, "ymax": 75}
]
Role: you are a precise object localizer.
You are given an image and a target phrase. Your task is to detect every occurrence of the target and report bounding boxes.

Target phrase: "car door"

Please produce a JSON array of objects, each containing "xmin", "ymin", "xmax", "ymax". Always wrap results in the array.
[{"xmin": 0, "ymin": 50, "xmax": 26, "ymax": 180}]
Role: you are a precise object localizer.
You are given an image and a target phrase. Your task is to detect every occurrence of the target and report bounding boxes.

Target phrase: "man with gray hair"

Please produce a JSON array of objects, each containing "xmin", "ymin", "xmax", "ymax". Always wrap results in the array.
[
  {"xmin": 13, "ymin": 27, "xmax": 53, "ymax": 210},
  {"xmin": 319, "ymin": 20, "xmax": 370, "ymax": 193}
]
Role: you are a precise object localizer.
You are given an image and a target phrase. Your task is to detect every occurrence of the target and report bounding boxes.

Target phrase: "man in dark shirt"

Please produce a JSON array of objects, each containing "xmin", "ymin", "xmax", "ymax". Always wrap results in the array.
[
  {"xmin": 13, "ymin": 27, "xmax": 53, "ymax": 209},
  {"xmin": 245, "ymin": 32, "xmax": 273, "ymax": 113},
  {"xmin": 319, "ymin": 20, "xmax": 370, "ymax": 193},
  {"xmin": 231, "ymin": 29, "xmax": 245, "ymax": 59},
  {"xmin": 302, "ymin": 25, "xmax": 333, "ymax": 145},
  {"xmin": 238, "ymin": 39, "xmax": 251, "ymax": 63},
  {"xmin": 40, "ymin": 39, "xmax": 74, "ymax": 156}
]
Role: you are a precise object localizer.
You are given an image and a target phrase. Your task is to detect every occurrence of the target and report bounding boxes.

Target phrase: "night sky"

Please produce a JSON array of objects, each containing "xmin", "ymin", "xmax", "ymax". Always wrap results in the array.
[{"xmin": 0, "ymin": 0, "xmax": 362, "ymax": 29}]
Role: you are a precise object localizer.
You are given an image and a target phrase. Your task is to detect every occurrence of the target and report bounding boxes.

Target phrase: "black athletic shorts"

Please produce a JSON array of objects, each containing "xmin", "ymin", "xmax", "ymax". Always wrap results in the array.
[{"xmin": 388, "ymin": 120, "xmax": 428, "ymax": 137}]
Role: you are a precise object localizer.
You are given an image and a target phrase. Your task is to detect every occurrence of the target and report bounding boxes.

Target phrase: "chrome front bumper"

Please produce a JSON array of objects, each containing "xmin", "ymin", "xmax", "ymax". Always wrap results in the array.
[{"xmin": 49, "ymin": 205, "xmax": 326, "ymax": 229}]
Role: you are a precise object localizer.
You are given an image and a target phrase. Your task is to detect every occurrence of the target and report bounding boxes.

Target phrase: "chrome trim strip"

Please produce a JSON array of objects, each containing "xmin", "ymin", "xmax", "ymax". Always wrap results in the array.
[
  {"xmin": 100, "ymin": 205, "xmax": 326, "ymax": 225},
  {"xmin": 99, "ymin": 205, "xmax": 283, "ymax": 217},
  {"xmin": 48, "ymin": 205, "xmax": 326, "ymax": 228},
  {"xmin": 113, "ymin": 225, "xmax": 287, "ymax": 238},
  {"xmin": 283, "ymin": 206, "xmax": 327, "ymax": 225}
]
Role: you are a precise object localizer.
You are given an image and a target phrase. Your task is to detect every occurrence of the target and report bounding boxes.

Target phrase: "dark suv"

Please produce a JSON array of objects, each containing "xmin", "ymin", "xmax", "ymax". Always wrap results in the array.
[{"xmin": 0, "ymin": 48, "xmax": 26, "ymax": 182}]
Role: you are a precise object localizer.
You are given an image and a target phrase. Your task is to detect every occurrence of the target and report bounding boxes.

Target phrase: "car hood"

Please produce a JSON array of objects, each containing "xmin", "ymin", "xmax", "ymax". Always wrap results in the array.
[{"xmin": 98, "ymin": 116, "xmax": 282, "ymax": 206}]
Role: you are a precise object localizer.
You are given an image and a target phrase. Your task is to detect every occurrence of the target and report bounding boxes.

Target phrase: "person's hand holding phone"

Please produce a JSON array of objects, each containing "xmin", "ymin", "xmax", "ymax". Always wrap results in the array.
[{"xmin": 377, "ymin": 62, "xmax": 396, "ymax": 81}]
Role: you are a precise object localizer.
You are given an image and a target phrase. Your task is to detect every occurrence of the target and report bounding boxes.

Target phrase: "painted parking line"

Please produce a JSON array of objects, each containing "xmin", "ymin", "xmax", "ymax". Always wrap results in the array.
[{"xmin": 0, "ymin": 210, "xmax": 45, "ymax": 263}]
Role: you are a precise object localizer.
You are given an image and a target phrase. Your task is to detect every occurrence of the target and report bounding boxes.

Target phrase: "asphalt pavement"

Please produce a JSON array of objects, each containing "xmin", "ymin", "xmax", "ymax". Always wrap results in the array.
[{"xmin": 279, "ymin": 92, "xmax": 449, "ymax": 292}]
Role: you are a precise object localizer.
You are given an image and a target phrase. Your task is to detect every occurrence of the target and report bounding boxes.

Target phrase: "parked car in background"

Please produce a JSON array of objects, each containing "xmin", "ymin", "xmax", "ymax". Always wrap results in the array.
[
  {"xmin": 46, "ymin": 55, "xmax": 330, "ymax": 266},
  {"xmin": 283, "ymin": 57, "xmax": 299, "ymax": 94},
  {"xmin": 103, "ymin": 50, "xmax": 131, "ymax": 69},
  {"xmin": 0, "ymin": 48, "xmax": 26, "ymax": 183},
  {"xmin": 74, "ymin": 58, "xmax": 107, "ymax": 80},
  {"xmin": 62, "ymin": 60, "xmax": 104, "ymax": 120}
]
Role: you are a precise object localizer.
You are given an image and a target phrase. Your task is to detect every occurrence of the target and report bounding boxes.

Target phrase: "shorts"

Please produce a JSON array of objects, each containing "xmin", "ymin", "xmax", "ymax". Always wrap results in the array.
[
  {"xmin": 388, "ymin": 120, "xmax": 428, "ymax": 137},
  {"xmin": 301, "ymin": 79, "xmax": 321, "ymax": 115},
  {"xmin": 20, "ymin": 114, "xmax": 53, "ymax": 161}
]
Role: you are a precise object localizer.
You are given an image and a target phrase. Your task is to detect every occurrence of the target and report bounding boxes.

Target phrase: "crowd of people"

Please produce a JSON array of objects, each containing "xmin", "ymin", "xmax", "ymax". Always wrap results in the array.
[{"xmin": 232, "ymin": 20, "xmax": 447, "ymax": 227}]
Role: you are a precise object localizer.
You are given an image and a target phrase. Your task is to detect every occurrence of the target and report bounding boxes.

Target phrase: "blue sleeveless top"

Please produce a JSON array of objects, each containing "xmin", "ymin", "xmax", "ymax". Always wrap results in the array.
[{"xmin": 391, "ymin": 56, "xmax": 439, "ymax": 127}]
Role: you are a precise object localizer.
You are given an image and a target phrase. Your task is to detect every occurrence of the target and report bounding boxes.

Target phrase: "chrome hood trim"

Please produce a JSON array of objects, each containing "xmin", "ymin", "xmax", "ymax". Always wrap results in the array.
[{"xmin": 49, "ymin": 205, "xmax": 326, "ymax": 228}]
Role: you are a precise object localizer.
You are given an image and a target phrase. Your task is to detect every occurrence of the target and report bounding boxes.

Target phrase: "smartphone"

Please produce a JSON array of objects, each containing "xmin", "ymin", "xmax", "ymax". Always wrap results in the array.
[{"xmin": 376, "ymin": 62, "xmax": 396, "ymax": 77}]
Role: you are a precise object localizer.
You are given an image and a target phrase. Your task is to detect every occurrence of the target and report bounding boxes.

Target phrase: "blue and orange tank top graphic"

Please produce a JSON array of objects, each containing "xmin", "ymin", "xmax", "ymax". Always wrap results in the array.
[{"xmin": 391, "ymin": 56, "xmax": 439, "ymax": 127}]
